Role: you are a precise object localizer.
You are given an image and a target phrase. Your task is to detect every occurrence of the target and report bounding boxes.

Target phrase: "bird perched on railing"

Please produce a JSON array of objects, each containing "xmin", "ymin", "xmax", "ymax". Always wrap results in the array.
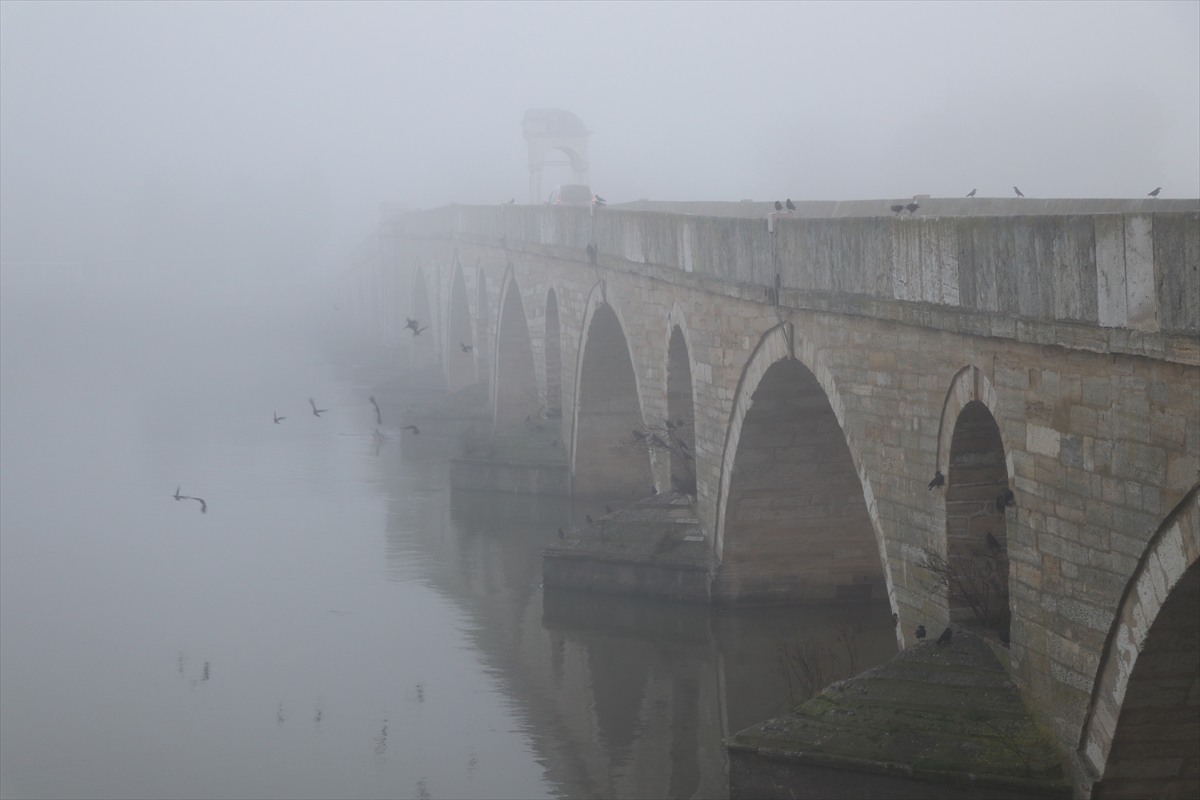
[
  {"xmin": 1013, "ymin": 186, "xmax": 1025, "ymax": 197},
  {"xmin": 785, "ymin": 199, "xmax": 796, "ymax": 211},
  {"xmin": 774, "ymin": 201, "xmax": 783, "ymax": 211},
  {"xmin": 891, "ymin": 204, "xmax": 904, "ymax": 216},
  {"xmin": 1149, "ymin": 187, "xmax": 1161, "ymax": 198},
  {"xmin": 905, "ymin": 202, "xmax": 920, "ymax": 215},
  {"xmin": 966, "ymin": 189, "xmax": 976, "ymax": 198}
]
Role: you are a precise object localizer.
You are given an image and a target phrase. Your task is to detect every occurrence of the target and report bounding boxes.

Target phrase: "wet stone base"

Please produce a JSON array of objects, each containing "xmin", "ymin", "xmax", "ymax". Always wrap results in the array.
[
  {"xmin": 727, "ymin": 632, "xmax": 1071, "ymax": 800},
  {"xmin": 542, "ymin": 492, "xmax": 714, "ymax": 602}
]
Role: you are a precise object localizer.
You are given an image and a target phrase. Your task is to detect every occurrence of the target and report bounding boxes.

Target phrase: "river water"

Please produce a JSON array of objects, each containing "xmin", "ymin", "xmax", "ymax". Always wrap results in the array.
[{"xmin": 0, "ymin": 277, "xmax": 896, "ymax": 799}]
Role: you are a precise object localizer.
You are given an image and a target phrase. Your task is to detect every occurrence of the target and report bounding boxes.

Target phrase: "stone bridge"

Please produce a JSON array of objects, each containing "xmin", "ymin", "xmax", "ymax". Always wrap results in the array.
[{"xmin": 340, "ymin": 198, "xmax": 1199, "ymax": 798}]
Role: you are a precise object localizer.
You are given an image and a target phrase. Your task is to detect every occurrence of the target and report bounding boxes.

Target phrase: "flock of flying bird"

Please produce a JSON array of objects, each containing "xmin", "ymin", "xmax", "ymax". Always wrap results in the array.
[
  {"xmin": 174, "ymin": 394, "xmax": 419, "ymax": 514},
  {"xmin": 770, "ymin": 187, "xmax": 1165, "ymax": 218}
]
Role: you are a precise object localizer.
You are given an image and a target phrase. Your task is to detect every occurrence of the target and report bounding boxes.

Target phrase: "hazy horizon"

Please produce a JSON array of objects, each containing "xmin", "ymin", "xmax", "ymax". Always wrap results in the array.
[{"xmin": 2, "ymin": 1, "xmax": 1198, "ymax": 284}]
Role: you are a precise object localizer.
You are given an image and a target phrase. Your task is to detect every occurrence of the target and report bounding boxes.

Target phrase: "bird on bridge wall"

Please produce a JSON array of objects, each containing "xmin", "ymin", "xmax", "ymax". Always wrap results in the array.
[
  {"xmin": 1013, "ymin": 186, "xmax": 1025, "ymax": 197},
  {"xmin": 928, "ymin": 471, "xmax": 945, "ymax": 490}
]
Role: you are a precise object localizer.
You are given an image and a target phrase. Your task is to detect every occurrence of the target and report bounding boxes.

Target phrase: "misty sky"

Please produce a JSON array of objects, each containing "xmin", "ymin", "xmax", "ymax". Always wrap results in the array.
[{"xmin": 2, "ymin": 1, "xmax": 1197, "ymax": 280}]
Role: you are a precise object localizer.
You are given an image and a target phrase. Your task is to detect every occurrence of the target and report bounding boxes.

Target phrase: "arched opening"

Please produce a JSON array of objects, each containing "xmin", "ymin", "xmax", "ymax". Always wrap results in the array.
[
  {"xmin": 715, "ymin": 358, "xmax": 885, "ymax": 606},
  {"xmin": 446, "ymin": 263, "xmax": 475, "ymax": 393},
  {"xmin": 1095, "ymin": 559, "xmax": 1199, "ymax": 798},
  {"xmin": 494, "ymin": 276, "xmax": 539, "ymax": 429},
  {"xmin": 410, "ymin": 266, "xmax": 434, "ymax": 370},
  {"xmin": 667, "ymin": 326, "xmax": 695, "ymax": 494},
  {"xmin": 475, "ymin": 266, "xmax": 491, "ymax": 392},
  {"xmin": 944, "ymin": 400, "xmax": 1010, "ymax": 630},
  {"xmin": 573, "ymin": 304, "xmax": 651, "ymax": 498},
  {"xmin": 544, "ymin": 289, "xmax": 562, "ymax": 418}
]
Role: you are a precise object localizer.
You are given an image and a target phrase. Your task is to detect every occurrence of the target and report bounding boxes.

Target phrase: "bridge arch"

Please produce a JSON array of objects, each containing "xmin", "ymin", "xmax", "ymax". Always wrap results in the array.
[
  {"xmin": 445, "ymin": 260, "xmax": 475, "ymax": 392},
  {"xmin": 570, "ymin": 285, "xmax": 651, "ymax": 498},
  {"xmin": 1078, "ymin": 485, "xmax": 1199, "ymax": 798},
  {"xmin": 544, "ymin": 288, "xmax": 562, "ymax": 419},
  {"xmin": 713, "ymin": 323, "xmax": 891, "ymax": 606},
  {"xmin": 666, "ymin": 323, "xmax": 696, "ymax": 494},
  {"xmin": 493, "ymin": 267, "xmax": 539, "ymax": 429},
  {"xmin": 937, "ymin": 366, "xmax": 1013, "ymax": 631},
  {"xmin": 410, "ymin": 263, "xmax": 435, "ymax": 370},
  {"xmin": 474, "ymin": 263, "xmax": 491, "ymax": 391}
]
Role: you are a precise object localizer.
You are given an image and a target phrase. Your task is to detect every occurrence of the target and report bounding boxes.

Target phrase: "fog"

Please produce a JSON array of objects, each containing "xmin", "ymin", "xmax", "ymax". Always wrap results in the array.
[
  {"xmin": 1, "ymin": 4, "xmax": 1197, "ymax": 799},
  {"xmin": 2, "ymin": 1, "xmax": 1197, "ymax": 286}
]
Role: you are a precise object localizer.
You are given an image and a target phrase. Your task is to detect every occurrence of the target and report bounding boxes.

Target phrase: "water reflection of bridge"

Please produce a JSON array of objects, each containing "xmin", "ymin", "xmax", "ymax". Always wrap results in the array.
[{"xmin": 377, "ymin": 452, "xmax": 895, "ymax": 798}]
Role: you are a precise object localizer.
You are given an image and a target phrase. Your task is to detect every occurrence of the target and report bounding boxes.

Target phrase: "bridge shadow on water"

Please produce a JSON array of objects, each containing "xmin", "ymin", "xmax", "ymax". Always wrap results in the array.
[{"xmin": 360, "ymin": 389, "xmax": 898, "ymax": 798}]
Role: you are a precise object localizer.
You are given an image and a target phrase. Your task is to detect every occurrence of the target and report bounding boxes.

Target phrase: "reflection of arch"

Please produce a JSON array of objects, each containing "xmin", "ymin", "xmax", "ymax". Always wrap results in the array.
[
  {"xmin": 944, "ymin": 399, "xmax": 1011, "ymax": 628},
  {"xmin": 493, "ymin": 268, "xmax": 539, "ymax": 429},
  {"xmin": 713, "ymin": 324, "xmax": 888, "ymax": 606},
  {"xmin": 544, "ymin": 288, "xmax": 562, "ymax": 418},
  {"xmin": 1078, "ymin": 486, "xmax": 1199, "ymax": 797},
  {"xmin": 411, "ymin": 264, "xmax": 434, "ymax": 370},
  {"xmin": 571, "ymin": 291, "xmax": 650, "ymax": 498},
  {"xmin": 523, "ymin": 108, "xmax": 591, "ymax": 204},
  {"xmin": 667, "ymin": 325, "xmax": 695, "ymax": 494},
  {"xmin": 445, "ymin": 261, "xmax": 475, "ymax": 392}
]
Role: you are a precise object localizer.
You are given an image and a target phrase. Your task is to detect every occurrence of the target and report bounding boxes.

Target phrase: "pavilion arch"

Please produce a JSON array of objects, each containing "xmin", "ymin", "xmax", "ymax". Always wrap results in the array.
[
  {"xmin": 543, "ymin": 287, "xmax": 564, "ymax": 419},
  {"xmin": 1078, "ymin": 485, "xmax": 1199, "ymax": 799},
  {"xmin": 445, "ymin": 260, "xmax": 476, "ymax": 392},
  {"xmin": 410, "ymin": 264, "xmax": 435, "ymax": 370},
  {"xmin": 712, "ymin": 323, "xmax": 892, "ymax": 607},
  {"xmin": 474, "ymin": 263, "xmax": 491, "ymax": 391},
  {"xmin": 569, "ymin": 284, "xmax": 651, "ymax": 499},
  {"xmin": 492, "ymin": 267, "xmax": 539, "ymax": 429}
]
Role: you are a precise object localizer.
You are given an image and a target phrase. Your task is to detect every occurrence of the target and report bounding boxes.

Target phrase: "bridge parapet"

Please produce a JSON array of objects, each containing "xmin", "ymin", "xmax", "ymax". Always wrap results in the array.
[{"xmin": 401, "ymin": 204, "xmax": 1199, "ymax": 363}]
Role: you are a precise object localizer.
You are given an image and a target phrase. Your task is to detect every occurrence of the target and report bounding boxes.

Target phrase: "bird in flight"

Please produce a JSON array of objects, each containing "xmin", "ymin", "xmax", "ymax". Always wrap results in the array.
[
  {"xmin": 178, "ymin": 493, "xmax": 206, "ymax": 513},
  {"xmin": 915, "ymin": 624, "xmax": 926, "ymax": 642},
  {"xmin": 936, "ymin": 627, "xmax": 953, "ymax": 645},
  {"xmin": 905, "ymin": 202, "xmax": 920, "ymax": 215},
  {"xmin": 928, "ymin": 470, "xmax": 944, "ymax": 490},
  {"xmin": 309, "ymin": 398, "xmax": 328, "ymax": 417},
  {"xmin": 1149, "ymin": 187, "xmax": 1161, "ymax": 198},
  {"xmin": 411, "ymin": 325, "xmax": 427, "ymax": 337},
  {"xmin": 404, "ymin": 318, "xmax": 418, "ymax": 333},
  {"xmin": 773, "ymin": 201, "xmax": 783, "ymax": 211},
  {"xmin": 966, "ymin": 189, "xmax": 976, "ymax": 198},
  {"xmin": 274, "ymin": 410, "xmax": 286, "ymax": 424},
  {"xmin": 401, "ymin": 424, "xmax": 420, "ymax": 434},
  {"xmin": 174, "ymin": 486, "xmax": 184, "ymax": 501},
  {"xmin": 370, "ymin": 396, "xmax": 382, "ymax": 425},
  {"xmin": 891, "ymin": 204, "xmax": 905, "ymax": 216},
  {"xmin": 785, "ymin": 198, "xmax": 796, "ymax": 211},
  {"xmin": 460, "ymin": 343, "xmax": 472, "ymax": 353},
  {"xmin": 1013, "ymin": 186, "xmax": 1025, "ymax": 197},
  {"xmin": 996, "ymin": 488, "xmax": 1015, "ymax": 512}
]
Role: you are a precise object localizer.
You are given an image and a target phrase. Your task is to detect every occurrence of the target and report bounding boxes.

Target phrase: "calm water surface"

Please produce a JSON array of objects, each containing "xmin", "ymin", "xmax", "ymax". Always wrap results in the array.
[{"xmin": 0, "ymin": 279, "xmax": 896, "ymax": 799}]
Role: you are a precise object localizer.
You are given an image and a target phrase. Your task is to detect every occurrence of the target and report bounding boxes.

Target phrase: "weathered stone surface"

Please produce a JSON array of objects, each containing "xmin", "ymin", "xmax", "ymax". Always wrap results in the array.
[{"xmin": 727, "ymin": 632, "xmax": 1070, "ymax": 799}]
